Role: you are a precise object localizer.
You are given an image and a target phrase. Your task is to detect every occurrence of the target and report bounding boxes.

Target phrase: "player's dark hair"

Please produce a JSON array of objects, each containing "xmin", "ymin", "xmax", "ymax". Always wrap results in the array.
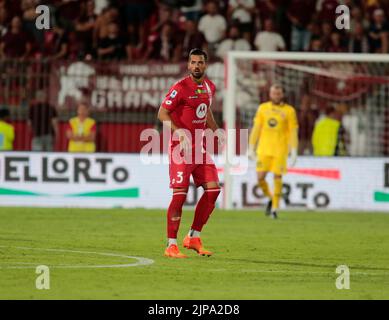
[{"xmin": 188, "ymin": 48, "xmax": 208, "ymax": 62}]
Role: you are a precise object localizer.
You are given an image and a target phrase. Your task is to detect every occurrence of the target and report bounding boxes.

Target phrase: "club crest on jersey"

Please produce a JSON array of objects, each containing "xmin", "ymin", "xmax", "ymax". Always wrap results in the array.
[
  {"xmin": 268, "ymin": 118, "xmax": 278, "ymax": 128},
  {"xmin": 196, "ymin": 103, "xmax": 207, "ymax": 119}
]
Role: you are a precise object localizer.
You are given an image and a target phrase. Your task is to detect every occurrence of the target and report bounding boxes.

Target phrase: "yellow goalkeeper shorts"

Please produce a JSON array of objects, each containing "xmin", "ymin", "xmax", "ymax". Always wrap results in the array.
[{"xmin": 256, "ymin": 155, "xmax": 288, "ymax": 175}]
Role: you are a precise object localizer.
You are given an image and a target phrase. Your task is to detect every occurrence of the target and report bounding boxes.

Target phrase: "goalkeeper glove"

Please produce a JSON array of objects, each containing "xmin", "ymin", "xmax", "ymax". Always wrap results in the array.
[
  {"xmin": 289, "ymin": 148, "xmax": 297, "ymax": 167},
  {"xmin": 248, "ymin": 145, "xmax": 257, "ymax": 161}
]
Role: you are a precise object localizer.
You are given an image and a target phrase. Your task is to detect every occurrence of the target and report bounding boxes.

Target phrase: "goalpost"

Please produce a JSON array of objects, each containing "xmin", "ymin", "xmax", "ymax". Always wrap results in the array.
[{"xmin": 223, "ymin": 51, "xmax": 389, "ymax": 210}]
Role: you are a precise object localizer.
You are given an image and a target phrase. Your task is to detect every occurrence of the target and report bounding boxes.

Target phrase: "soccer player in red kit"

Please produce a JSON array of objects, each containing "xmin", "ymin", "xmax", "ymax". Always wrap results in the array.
[{"xmin": 157, "ymin": 48, "xmax": 223, "ymax": 258}]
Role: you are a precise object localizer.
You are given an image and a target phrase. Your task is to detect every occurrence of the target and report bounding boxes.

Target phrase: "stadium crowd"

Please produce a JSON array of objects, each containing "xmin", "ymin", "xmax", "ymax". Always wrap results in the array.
[
  {"xmin": 1, "ymin": 0, "xmax": 389, "ymax": 156},
  {"xmin": 0, "ymin": 0, "xmax": 388, "ymax": 62}
]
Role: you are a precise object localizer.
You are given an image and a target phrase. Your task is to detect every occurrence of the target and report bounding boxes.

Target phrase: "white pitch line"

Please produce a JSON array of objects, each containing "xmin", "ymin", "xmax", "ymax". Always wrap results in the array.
[
  {"xmin": 0, "ymin": 246, "xmax": 154, "ymax": 269},
  {"xmin": 237, "ymin": 269, "xmax": 389, "ymax": 276}
]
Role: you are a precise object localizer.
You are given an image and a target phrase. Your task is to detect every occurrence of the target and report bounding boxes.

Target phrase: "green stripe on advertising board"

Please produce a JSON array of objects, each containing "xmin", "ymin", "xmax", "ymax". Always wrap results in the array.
[
  {"xmin": 0, "ymin": 188, "xmax": 45, "ymax": 196},
  {"xmin": 67, "ymin": 188, "xmax": 140, "ymax": 198},
  {"xmin": 374, "ymin": 191, "xmax": 389, "ymax": 202}
]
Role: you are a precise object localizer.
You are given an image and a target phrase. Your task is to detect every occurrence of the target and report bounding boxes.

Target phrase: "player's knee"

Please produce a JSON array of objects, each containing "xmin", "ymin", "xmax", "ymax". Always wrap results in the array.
[
  {"xmin": 204, "ymin": 188, "xmax": 221, "ymax": 204},
  {"xmin": 170, "ymin": 190, "xmax": 188, "ymax": 208}
]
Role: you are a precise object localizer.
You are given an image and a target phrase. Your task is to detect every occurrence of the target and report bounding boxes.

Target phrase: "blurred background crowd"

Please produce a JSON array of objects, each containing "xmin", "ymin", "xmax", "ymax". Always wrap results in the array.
[
  {"xmin": 0, "ymin": 0, "xmax": 389, "ymax": 156},
  {"xmin": 0, "ymin": 0, "xmax": 388, "ymax": 62}
]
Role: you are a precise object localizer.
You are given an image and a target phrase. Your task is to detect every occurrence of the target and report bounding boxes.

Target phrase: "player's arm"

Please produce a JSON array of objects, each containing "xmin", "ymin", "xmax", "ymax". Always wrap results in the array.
[
  {"xmin": 158, "ymin": 87, "xmax": 191, "ymax": 152},
  {"xmin": 248, "ymin": 107, "xmax": 262, "ymax": 158},
  {"xmin": 158, "ymin": 106, "xmax": 191, "ymax": 153},
  {"xmin": 206, "ymin": 106, "xmax": 225, "ymax": 149},
  {"xmin": 157, "ymin": 107, "xmax": 180, "ymax": 132},
  {"xmin": 206, "ymin": 107, "xmax": 219, "ymax": 132},
  {"xmin": 82, "ymin": 123, "xmax": 96, "ymax": 142}
]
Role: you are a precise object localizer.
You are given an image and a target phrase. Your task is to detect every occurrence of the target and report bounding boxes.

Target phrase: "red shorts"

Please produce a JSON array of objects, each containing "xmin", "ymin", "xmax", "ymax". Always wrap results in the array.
[{"xmin": 169, "ymin": 157, "xmax": 219, "ymax": 189}]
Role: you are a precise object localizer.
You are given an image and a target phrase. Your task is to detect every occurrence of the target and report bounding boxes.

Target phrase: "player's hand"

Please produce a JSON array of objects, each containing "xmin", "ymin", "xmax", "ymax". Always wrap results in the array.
[
  {"xmin": 175, "ymin": 128, "xmax": 191, "ymax": 155},
  {"xmin": 248, "ymin": 145, "xmax": 256, "ymax": 161},
  {"xmin": 289, "ymin": 148, "xmax": 297, "ymax": 167}
]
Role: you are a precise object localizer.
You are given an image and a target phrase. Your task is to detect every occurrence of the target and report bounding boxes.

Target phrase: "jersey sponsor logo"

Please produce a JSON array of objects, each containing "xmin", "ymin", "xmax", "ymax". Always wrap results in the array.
[
  {"xmin": 170, "ymin": 90, "xmax": 178, "ymax": 99},
  {"xmin": 165, "ymin": 100, "xmax": 172, "ymax": 105},
  {"xmin": 196, "ymin": 103, "xmax": 207, "ymax": 119},
  {"xmin": 268, "ymin": 118, "xmax": 278, "ymax": 128}
]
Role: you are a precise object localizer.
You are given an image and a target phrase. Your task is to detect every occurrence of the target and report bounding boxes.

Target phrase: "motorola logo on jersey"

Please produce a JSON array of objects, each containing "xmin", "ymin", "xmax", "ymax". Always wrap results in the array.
[
  {"xmin": 196, "ymin": 103, "xmax": 207, "ymax": 119},
  {"xmin": 268, "ymin": 118, "xmax": 278, "ymax": 128}
]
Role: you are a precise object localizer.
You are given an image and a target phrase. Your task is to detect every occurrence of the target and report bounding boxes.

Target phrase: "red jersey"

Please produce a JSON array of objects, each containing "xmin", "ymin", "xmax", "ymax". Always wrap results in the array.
[{"xmin": 161, "ymin": 75, "xmax": 216, "ymax": 151}]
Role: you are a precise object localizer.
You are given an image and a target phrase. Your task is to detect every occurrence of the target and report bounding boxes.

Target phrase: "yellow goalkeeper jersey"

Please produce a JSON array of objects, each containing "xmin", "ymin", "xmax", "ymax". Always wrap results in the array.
[{"xmin": 249, "ymin": 101, "xmax": 298, "ymax": 158}]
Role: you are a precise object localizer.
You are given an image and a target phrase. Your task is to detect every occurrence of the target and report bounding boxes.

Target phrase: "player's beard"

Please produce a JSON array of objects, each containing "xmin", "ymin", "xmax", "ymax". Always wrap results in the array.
[
  {"xmin": 271, "ymin": 99, "xmax": 283, "ymax": 105},
  {"xmin": 191, "ymin": 69, "xmax": 204, "ymax": 80}
]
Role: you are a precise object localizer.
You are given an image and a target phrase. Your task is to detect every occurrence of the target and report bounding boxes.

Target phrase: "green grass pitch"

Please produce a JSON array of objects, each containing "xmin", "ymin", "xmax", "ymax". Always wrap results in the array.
[{"xmin": 0, "ymin": 207, "xmax": 388, "ymax": 300}]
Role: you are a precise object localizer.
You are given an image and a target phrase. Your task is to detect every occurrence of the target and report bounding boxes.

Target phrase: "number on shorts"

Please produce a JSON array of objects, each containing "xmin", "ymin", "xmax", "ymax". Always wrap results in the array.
[{"xmin": 177, "ymin": 171, "xmax": 183, "ymax": 183}]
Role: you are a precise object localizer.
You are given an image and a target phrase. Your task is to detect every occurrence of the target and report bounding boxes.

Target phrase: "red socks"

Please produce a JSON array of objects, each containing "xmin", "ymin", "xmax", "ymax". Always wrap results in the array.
[
  {"xmin": 167, "ymin": 191, "xmax": 187, "ymax": 239},
  {"xmin": 191, "ymin": 188, "xmax": 221, "ymax": 232}
]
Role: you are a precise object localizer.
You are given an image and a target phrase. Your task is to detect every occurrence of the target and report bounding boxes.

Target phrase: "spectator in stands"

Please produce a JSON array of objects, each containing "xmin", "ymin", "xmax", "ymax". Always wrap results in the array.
[
  {"xmin": 308, "ymin": 37, "xmax": 324, "ymax": 52},
  {"xmin": 55, "ymin": 0, "xmax": 81, "ymax": 31},
  {"xmin": 327, "ymin": 32, "xmax": 347, "ymax": 52},
  {"xmin": 28, "ymin": 90, "xmax": 58, "ymax": 152},
  {"xmin": 198, "ymin": 0, "xmax": 227, "ymax": 57},
  {"xmin": 368, "ymin": 8, "xmax": 389, "ymax": 53},
  {"xmin": 42, "ymin": 26, "xmax": 69, "ymax": 60},
  {"xmin": 255, "ymin": 0, "xmax": 279, "ymax": 27},
  {"xmin": 66, "ymin": 102, "xmax": 96, "ymax": 153},
  {"xmin": 312, "ymin": 106, "xmax": 346, "ymax": 156},
  {"xmin": 124, "ymin": 0, "xmax": 155, "ymax": 59},
  {"xmin": 320, "ymin": 21, "xmax": 333, "ymax": 50},
  {"xmin": 0, "ymin": 16, "xmax": 32, "ymax": 58},
  {"xmin": 180, "ymin": 0, "xmax": 203, "ymax": 22},
  {"xmin": 75, "ymin": 0, "xmax": 97, "ymax": 57},
  {"xmin": 180, "ymin": 20, "xmax": 208, "ymax": 60},
  {"xmin": 216, "ymin": 24, "xmax": 251, "ymax": 60},
  {"xmin": 22, "ymin": 0, "xmax": 43, "ymax": 49},
  {"xmin": 144, "ymin": 21, "xmax": 182, "ymax": 62},
  {"xmin": 227, "ymin": 0, "xmax": 256, "ymax": 42},
  {"xmin": 126, "ymin": 23, "xmax": 141, "ymax": 61},
  {"xmin": 287, "ymin": 0, "xmax": 315, "ymax": 51},
  {"xmin": 349, "ymin": 6, "xmax": 370, "ymax": 33},
  {"xmin": 254, "ymin": 18, "xmax": 285, "ymax": 51},
  {"xmin": 0, "ymin": 107, "xmax": 14, "ymax": 151},
  {"xmin": 316, "ymin": 0, "xmax": 340, "ymax": 23},
  {"xmin": 93, "ymin": 6, "xmax": 119, "ymax": 48},
  {"xmin": 349, "ymin": 21, "xmax": 370, "ymax": 53},
  {"xmin": 97, "ymin": 22, "xmax": 126, "ymax": 60}
]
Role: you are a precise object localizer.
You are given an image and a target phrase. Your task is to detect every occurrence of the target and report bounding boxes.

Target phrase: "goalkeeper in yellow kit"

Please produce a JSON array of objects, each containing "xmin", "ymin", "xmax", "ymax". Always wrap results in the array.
[{"xmin": 248, "ymin": 84, "xmax": 299, "ymax": 219}]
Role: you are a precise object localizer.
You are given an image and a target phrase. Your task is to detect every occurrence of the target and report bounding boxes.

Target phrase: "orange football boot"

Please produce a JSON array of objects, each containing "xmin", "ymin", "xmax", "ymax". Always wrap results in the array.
[
  {"xmin": 183, "ymin": 236, "xmax": 213, "ymax": 256},
  {"xmin": 164, "ymin": 244, "xmax": 187, "ymax": 258}
]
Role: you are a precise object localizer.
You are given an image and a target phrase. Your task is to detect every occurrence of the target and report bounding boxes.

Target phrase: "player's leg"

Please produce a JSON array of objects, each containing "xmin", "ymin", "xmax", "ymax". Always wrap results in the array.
[
  {"xmin": 190, "ymin": 181, "xmax": 220, "ymax": 235},
  {"xmin": 256, "ymin": 155, "xmax": 273, "ymax": 216},
  {"xmin": 184, "ymin": 162, "xmax": 220, "ymax": 256},
  {"xmin": 165, "ymin": 164, "xmax": 192, "ymax": 258},
  {"xmin": 271, "ymin": 174, "xmax": 283, "ymax": 219},
  {"xmin": 269, "ymin": 157, "xmax": 287, "ymax": 219}
]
